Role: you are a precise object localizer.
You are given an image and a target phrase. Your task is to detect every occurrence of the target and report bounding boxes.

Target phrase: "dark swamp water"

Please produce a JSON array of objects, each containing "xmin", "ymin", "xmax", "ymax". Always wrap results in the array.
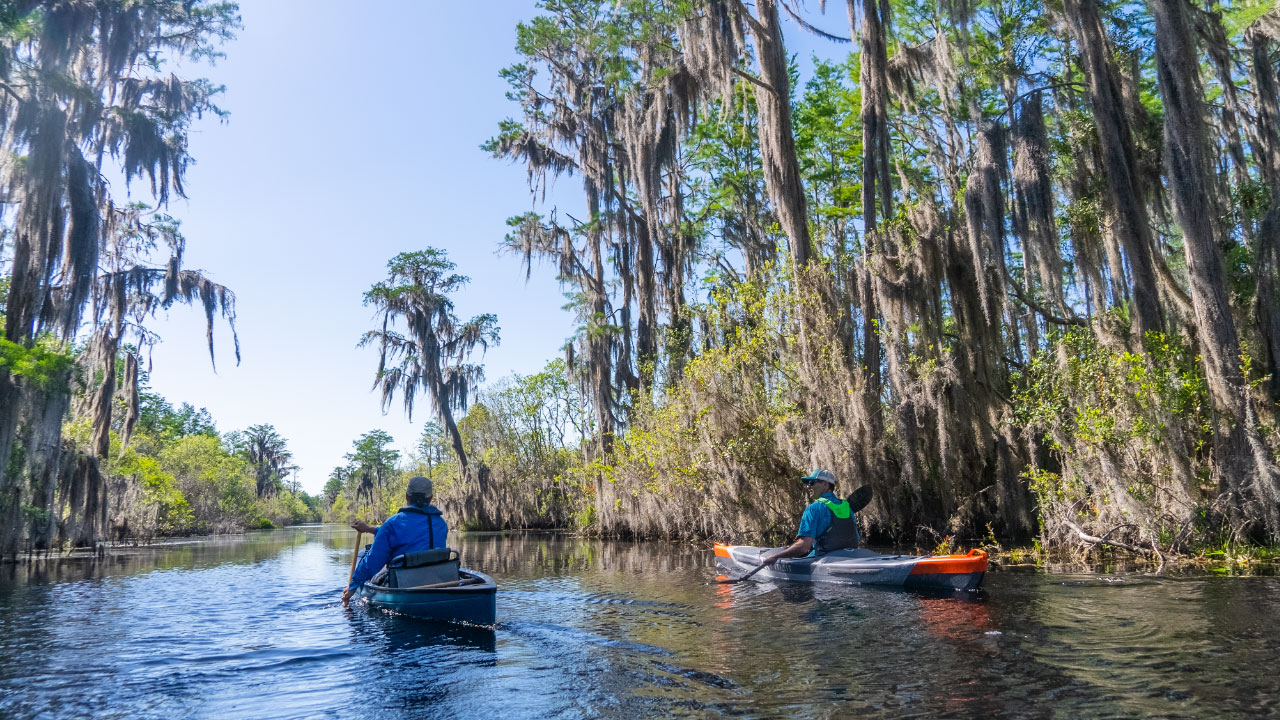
[{"xmin": 2, "ymin": 527, "xmax": 1278, "ymax": 719}]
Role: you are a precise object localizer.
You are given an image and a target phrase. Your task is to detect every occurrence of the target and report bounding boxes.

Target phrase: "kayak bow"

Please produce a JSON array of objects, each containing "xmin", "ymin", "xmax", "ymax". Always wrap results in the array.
[{"xmin": 714, "ymin": 543, "xmax": 987, "ymax": 591}]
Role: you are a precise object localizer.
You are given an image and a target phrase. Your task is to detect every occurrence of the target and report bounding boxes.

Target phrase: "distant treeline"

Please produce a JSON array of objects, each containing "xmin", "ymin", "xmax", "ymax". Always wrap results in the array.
[
  {"xmin": 420, "ymin": 0, "xmax": 1280, "ymax": 557},
  {"xmin": 65, "ymin": 386, "xmax": 323, "ymax": 541}
]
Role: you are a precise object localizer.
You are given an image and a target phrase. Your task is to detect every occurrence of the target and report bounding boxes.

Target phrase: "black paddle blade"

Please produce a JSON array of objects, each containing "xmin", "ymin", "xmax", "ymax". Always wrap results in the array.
[
  {"xmin": 715, "ymin": 563, "xmax": 766, "ymax": 584},
  {"xmin": 847, "ymin": 484, "xmax": 873, "ymax": 513}
]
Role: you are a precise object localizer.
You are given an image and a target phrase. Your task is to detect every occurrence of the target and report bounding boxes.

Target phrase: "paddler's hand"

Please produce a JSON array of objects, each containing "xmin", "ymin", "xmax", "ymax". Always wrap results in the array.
[
  {"xmin": 351, "ymin": 520, "xmax": 376, "ymax": 535},
  {"xmin": 761, "ymin": 552, "xmax": 779, "ymax": 567},
  {"xmin": 341, "ymin": 588, "xmax": 354, "ymax": 607}
]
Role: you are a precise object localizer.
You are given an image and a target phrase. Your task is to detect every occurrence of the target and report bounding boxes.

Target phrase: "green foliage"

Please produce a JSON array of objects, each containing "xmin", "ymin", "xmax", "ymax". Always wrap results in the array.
[
  {"xmin": 21, "ymin": 504, "xmax": 52, "ymax": 525},
  {"xmin": 110, "ymin": 440, "xmax": 194, "ymax": 535},
  {"xmin": 225, "ymin": 423, "xmax": 293, "ymax": 498},
  {"xmin": 323, "ymin": 476, "xmax": 344, "ymax": 506},
  {"xmin": 1013, "ymin": 329, "xmax": 1214, "ymax": 539},
  {"xmin": 158, "ymin": 434, "xmax": 257, "ymax": 533},
  {"xmin": 324, "ymin": 429, "xmax": 413, "ymax": 523},
  {"xmin": 1221, "ymin": 0, "xmax": 1275, "ymax": 38},
  {"xmin": 0, "ymin": 338, "xmax": 74, "ymax": 390},
  {"xmin": 466, "ymin": 0, "xmax": 1280, "ymax": 552},
  {"xmin": 139, "ymin": 393, "xmax": 219, "ymax": 442},
  {"xmin": 61, "ymin": 392, "xmax": 321, "ymax": 539},
  {"xmin": 793, "ymin": 56, "xmax": 865, "ymax": 238},
  {"xmin": 1014, "ymin": 329, "xmax": 1210, "ymax": 451},
  {"xmin": 347, "ymin": 429, "xmax": 400, "ymax": 473}
]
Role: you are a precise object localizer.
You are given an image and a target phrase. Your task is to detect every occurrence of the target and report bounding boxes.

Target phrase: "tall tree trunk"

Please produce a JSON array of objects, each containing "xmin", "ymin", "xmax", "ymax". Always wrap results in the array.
[
  {"xmin": 634, "ymin": 214, "xmax": 658, "ymax": 391},
  {"xmin": 586, "ymin": 188, "xmax": 615, "ymax": 456},
  {"xmin": 1063, "ymin": 0, "xmax": 1164, "ymax": 338},
  {"xmin": 747, "ymin": 0, "xmax": 813, "ymax": 268},
  {"xmin": 663, "ymin": 160, "xmax": 692, "ymax": 381},
  {"xmin": 1012, "ymin": 92, "xmax": 1068, "ymax": 316},
  {"xmin": 852, "ymin": 0, "xmax": 889, "ymax": 408},
  {"xmin": 23, "ymin": 383, "xmax": 71, "ymax": 551},
  {"xmin": 1149, "ymin": 0, "xmax": 1280, "ymax": 536},
  {"xmin": 1249, "ymin": 30, "xmax": 1280, "ymax": 403},
  {"xmin": 436, "ymin": 381, "xmax": 469, "ymax": 472}
]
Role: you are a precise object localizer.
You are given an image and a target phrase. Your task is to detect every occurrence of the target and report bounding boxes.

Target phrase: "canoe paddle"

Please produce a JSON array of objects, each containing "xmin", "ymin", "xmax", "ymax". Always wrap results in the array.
[
  {"xmin": 715, "ymin": 484, "xmax": 874, "ymax": 584},
  {"xmin": 346, "ymin": 531, "xmax": 363, "ymax": 589}
]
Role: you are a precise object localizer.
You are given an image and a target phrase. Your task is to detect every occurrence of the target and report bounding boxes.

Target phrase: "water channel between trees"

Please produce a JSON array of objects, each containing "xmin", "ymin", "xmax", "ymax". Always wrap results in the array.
[{"xmin": 2, "ymin": 526, "xmax": 1277, "ymax": 719}]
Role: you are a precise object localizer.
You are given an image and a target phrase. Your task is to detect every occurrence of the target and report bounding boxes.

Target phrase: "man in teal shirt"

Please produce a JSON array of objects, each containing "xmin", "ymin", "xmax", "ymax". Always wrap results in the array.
[{"xmin": 762, "ymin": 468, "xmax": 860, "ymax": 566}]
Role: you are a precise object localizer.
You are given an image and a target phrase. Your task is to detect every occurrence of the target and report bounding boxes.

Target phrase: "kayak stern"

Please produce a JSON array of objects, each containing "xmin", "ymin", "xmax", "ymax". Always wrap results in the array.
[{"xmin": 903, "ymin": 549, "xmax": 987, "ymax": 591}]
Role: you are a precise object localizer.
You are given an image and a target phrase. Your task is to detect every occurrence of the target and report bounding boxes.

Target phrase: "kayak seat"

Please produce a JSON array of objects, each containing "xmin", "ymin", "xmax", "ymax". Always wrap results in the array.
[{"xmin": 388, "ymin": 548, "xmax": 460, "ymax": 588}]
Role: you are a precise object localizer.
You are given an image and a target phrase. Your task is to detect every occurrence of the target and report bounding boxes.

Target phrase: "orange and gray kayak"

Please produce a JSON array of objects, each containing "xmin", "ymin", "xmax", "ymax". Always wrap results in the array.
[{"xmin": 714, "ymin": 543, "xmax": 987, "ymax": 591}]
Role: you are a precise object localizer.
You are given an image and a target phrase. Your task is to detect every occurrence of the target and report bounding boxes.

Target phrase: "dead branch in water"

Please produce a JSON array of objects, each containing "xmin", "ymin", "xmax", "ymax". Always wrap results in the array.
[{"xmin": 1062, "ymin": 519, "xmax": 1166, "ymax": 566}]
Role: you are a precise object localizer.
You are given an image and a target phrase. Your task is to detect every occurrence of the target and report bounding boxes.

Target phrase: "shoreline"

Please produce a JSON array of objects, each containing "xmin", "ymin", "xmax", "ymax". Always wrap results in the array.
[{"xmin": 7, "ymin": 528, "xmax": 1278, "ymax": 577}]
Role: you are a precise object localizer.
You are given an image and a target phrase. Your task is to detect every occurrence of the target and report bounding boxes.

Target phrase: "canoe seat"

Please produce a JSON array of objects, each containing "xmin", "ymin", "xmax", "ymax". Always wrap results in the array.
[{"xmin": 388, "ymin": 548, "xmax": 459, "ymax": 588}]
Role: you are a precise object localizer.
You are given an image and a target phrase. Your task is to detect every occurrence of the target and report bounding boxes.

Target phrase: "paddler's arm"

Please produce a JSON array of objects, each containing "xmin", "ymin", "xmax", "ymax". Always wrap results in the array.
[
  {"xmin": 761, "ymin": 537, "xmax": 814, "ymax": 566},
  {"xmin": 351, "ymin": 520, "xmax": 379, "ymax": 534},
  {"xmin": 342, "ymin": 522, "xmax": 395, "ymax": 606}
]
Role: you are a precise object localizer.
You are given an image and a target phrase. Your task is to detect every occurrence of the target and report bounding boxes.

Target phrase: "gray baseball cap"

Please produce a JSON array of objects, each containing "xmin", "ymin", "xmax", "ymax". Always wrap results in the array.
[
  {"xmin": 407, "ymin": 476, "xmax": 433, "ymax": 496},
  {"xmin": 800, "ymin": 468, "xmax": 836, "ymax": 486}
]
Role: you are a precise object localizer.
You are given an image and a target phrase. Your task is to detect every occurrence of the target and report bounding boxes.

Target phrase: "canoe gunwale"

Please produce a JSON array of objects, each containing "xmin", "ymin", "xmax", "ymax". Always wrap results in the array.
[{"xmin": 360, "ymin": 569, "xmax": 496, "ymax": 595}]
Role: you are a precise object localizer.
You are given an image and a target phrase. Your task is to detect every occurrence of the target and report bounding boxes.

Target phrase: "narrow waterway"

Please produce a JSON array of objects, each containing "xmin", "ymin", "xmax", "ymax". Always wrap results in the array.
[{"xmin": 1, "ymin": 526, "xmax": 1276, "ymax": 719}]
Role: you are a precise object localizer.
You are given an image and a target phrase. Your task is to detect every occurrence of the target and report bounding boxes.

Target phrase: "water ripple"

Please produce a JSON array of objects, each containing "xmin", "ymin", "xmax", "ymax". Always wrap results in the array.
[{"xmin": 1, "ymin": 529, "xmax": 1277, "ymax": 719}]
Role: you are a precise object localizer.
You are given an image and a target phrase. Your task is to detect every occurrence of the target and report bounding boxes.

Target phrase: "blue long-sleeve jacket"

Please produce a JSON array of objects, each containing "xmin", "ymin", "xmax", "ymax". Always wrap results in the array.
[{"xmin": 348, "ymin": 505, "xmax": 448, "ymax": 590}]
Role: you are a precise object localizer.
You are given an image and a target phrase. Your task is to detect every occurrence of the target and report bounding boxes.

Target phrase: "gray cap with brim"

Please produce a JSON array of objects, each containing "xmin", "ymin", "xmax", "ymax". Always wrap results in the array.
[
  {"xmin": 407, "ymin": 476, "xmax": 434, "ymax": 496},
  {"xmin": 800, "ymin": 468, "xmax": 836, "ymax": 486}
]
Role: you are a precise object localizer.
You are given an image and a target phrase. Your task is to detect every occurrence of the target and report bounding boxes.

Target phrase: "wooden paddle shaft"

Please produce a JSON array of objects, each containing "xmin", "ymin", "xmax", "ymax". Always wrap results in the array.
[
  {"xmin": 412, "ymin": 576, "xmax": 486, "ymax": 590},
  {"xmin": 346, "ymin": 531, "xmax": 363, "ymax": 589}
]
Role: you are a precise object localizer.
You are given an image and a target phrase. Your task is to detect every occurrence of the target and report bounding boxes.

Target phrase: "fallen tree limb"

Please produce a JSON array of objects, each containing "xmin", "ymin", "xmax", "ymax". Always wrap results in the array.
[{"xmin": 1062, "ymin": 518, "xmax": 1149, "ymax": 555}]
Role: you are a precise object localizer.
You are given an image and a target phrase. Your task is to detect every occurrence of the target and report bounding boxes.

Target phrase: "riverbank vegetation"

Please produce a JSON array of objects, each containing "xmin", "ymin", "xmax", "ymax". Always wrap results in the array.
[
  {"xmin": 66, "ymin": 386, "xmax": 322, "ymax": 540},
  {"xmin": 8, "ymin": 0, "xmax": 1280, "ymax": 563},
  {"xmin": 409, "ymin": 0, "xmax": 1280, "ymax": 560},
  {"xmin": 0, "ymin": 1, "xmax": 321, "ymax": 554}
]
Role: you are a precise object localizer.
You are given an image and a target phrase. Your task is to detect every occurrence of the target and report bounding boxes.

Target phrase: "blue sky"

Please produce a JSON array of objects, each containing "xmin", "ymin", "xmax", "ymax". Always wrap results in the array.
[{"xmin": 140, "ymin": 1, "xmax": 848, "ymax": 493}]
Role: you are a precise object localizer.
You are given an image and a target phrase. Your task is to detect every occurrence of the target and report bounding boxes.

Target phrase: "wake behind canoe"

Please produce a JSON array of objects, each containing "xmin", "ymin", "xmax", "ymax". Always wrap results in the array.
[{"xmin": 715, "ymin": 543, "xmax": 987, "ymax": 591}]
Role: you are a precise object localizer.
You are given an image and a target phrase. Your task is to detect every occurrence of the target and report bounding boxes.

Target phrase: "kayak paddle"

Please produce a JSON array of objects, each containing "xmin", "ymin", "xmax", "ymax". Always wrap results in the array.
[
  {"xmin": 846, "ymin": 484, "xmax": 873, "ymax": 513},
  {"xmin": 715, "ymin": 485, "xmax": 874, "ymax": 584},
  {"xmin": 715, "ymin": 562, "xmax": 768, "ymax": 584}
]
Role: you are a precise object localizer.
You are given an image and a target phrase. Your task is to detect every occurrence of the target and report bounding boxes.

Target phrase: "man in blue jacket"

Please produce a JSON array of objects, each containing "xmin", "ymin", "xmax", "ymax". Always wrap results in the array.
[
  {"xmin": 760, "ymin": 468, "xmax": 860, "ymax": 566},
  {"xmin": 342, "ymin": 475, "xmax": 448, "ymax": 607}
]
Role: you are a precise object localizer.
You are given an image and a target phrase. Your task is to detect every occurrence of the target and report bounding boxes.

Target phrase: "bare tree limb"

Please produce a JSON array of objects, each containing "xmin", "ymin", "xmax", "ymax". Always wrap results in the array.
[
  {"xmin": 731, "ymin": 66, "xmax": 776, "ymax": 94},
  {"xmin": 1062, "ymin": 518, "xmax": 1149, "ymax": 555},
  {"xmin": 731, "ymin": 0, "xmax": 770, "ymax": 37},
  {"xmin": 1003, "ymin": 267, "xmax": 1088, "ymax": 326},
  {"xmin": 779, "ymin": 0, "xmax": 851, "ymax": 42}
]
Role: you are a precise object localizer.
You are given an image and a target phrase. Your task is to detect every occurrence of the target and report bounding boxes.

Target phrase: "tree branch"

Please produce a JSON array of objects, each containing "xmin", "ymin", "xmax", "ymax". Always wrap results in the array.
[
  {"xmin": 1062, "ymin": 518, "xmax": 1151, "ymax": 556},
  {"xmin": 730, "ymin": 0, "xmax": 770, "ymax": 37},
  {"xmin": 731, "ymin": 66, "xmax": 775, "ymax": 94},
  {"xmin": 0, "ymin": 81, "xmax": 25, "ymax": 105},
  {"xmin": 778, "ymin": 0, "xmax": 850, "ymax": 43},
  {"xmin": 1000, "ymin": 82, "xmax": 1086, "ymax": 120},
  {"xmin": 1152, "ymin": 248, "xmax": 1196, "ymax": 316},
  {"xmin": 1003, "ymin": 268, "xmax": 1088, "ymax": 326}
]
